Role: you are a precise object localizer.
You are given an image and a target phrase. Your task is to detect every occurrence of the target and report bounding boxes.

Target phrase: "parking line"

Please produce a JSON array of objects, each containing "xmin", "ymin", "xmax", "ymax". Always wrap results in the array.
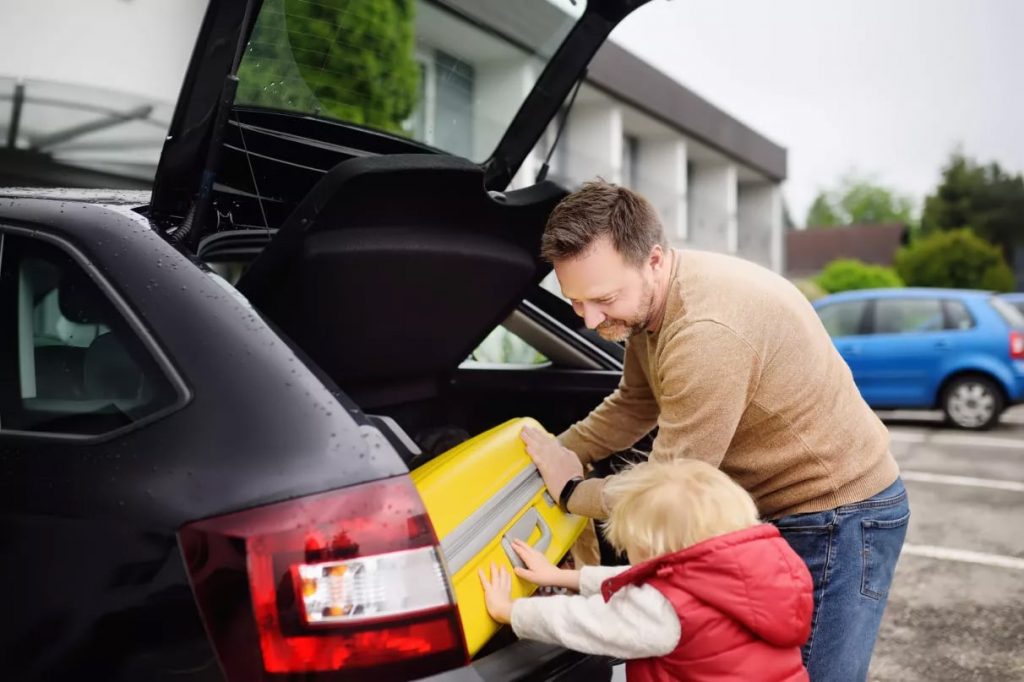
[
  {"xmin": 889, "ymin": 430, "xmax": 1024, "ymax": 450},
  {"xmin": 901, "ymin": 470, "xmax": 1024, "ymax": 492},
  {"xmin": 902, "ymin": 544, "xmax": 1024, "ymax": 571}
]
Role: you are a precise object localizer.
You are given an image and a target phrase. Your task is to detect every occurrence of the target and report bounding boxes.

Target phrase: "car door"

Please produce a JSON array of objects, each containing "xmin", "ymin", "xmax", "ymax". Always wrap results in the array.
[
  {"xmin": 0, "ymin": 226, "xmax": 206, "ymax": 680},
  {"xmin": 816, "ymin": 298, "xmax": 872, "ymax": 393},
  {"xmin": 855, "ymin": 297, "xmax": 950, "ymax": 408}
]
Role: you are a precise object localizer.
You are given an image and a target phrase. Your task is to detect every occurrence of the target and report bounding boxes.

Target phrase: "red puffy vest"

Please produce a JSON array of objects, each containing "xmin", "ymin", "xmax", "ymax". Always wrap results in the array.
[{"xmin": 601, "ymin": 524, "xmax": 812, "ymax": 682}]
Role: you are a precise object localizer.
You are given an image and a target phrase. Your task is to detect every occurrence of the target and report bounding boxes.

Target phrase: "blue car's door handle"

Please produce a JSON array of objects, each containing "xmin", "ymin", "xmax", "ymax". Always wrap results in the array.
[
  {"xmin": 934, "ymin": 340, "xmax": 952, "ymax": 350},
  {"xmin": 838, "ymin": 344, "xmax": 862, "ymax": 355}
]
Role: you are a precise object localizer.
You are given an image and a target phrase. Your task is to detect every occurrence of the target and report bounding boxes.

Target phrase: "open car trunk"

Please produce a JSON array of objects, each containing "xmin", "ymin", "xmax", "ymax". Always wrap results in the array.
[
  {"xmin": 150, "ymin": 0, "xmax": 655, "ymax": 676},
  {"xmin": 237, "ymin": 153, "xmax": 566, "ymax": 409}
]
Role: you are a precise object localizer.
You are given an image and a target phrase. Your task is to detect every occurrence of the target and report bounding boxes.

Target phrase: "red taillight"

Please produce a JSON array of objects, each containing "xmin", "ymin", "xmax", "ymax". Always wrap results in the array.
[
  {"xmin": 179, "ymin": 476, "xmax": 467, "ymax": 681},
  {"xmin": 1011, "ymin": 331, "xmax": 1024, "ymax": 359}
]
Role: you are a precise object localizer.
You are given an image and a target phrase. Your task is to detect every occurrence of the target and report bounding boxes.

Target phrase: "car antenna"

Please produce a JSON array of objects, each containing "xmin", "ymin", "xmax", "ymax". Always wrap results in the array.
[{"xmin": 535, "ymin": 68, "xmax": 586, "ymax": 184}]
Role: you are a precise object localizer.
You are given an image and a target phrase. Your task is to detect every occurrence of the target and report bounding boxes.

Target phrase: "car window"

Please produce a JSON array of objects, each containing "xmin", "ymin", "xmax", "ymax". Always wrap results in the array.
[
  {"xmin": 234, "ymin": 0, "xmax": 586, "ymax": 162},
  {"xmin": 873, "ymin": 298, "xmax": 944, "ymax": 335},
  {"xmin": 992, "ymin": 297, "xmax": 1024, "ymax": 328},
  {"xmin": 467, "ymin": 326, "xmax": 549, "ymax": 368},
  {"xmin": 943, "ymin": 300, "xmax": 976, "ymax": 331},
  {"xmin": 817, "ymin": 300, "xmax": 869, "ymax": 338},
  {"xmin": 0, "ymin": 233, "xmax": 180, "ymax": 436}
]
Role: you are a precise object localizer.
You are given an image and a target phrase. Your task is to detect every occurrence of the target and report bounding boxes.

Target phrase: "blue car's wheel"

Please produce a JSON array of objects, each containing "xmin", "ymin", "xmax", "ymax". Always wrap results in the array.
[{"xmin": 942, "ymin": 375, "xmax": 1004, "ymax": 430}]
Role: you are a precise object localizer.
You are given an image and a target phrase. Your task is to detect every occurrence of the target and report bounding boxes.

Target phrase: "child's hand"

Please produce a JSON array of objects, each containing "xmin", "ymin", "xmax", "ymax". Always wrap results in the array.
[
  {"xmin": 511, "ymin": 539, "xmax": 579, "ymax": 590},
  {"xmin": 478, "ymin": 562, "xmax": 513, "ymax": 624},
  {"xmin": 510, "ymin": 538, "xmax": 559, "ymax": 584}
]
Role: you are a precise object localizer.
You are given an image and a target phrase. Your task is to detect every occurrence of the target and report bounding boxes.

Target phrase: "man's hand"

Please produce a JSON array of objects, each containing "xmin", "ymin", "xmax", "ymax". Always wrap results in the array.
[
  {"xmin": 521, "ymin": 426, "xmax": 584, "ymax": 502},
  {"xmin": 478, "ymin": 562, "xmax": 514, "ymax": 624}
]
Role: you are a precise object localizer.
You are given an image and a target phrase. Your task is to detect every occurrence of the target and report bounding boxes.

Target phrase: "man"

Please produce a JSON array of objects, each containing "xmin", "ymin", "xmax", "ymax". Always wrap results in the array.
[{"xmin": 522, "ymin": 180, "xmax": 908, "ymax": 682}]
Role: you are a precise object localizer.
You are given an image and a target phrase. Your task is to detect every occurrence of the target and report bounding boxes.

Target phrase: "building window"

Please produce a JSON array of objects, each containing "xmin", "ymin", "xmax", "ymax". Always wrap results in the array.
[{"xmin": 410, "ymin": 49, "xmax": 475, "ymax": 158}]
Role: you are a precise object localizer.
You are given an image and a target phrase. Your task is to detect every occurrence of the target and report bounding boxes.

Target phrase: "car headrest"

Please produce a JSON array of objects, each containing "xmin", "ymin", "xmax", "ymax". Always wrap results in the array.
[
  {"xmin": 58, "ymin": 270, "xmax": 113, "ymax": 325},
  {"xmin": 84, "ymin": 333, "xmax": 142, "ymax": 400}
]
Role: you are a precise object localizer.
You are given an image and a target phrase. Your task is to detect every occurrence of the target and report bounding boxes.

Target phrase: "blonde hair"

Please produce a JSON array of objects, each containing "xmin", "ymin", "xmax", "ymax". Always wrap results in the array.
[{"xmin": 602, "ymin": 459, "xmax": 760, "ymax": 561}]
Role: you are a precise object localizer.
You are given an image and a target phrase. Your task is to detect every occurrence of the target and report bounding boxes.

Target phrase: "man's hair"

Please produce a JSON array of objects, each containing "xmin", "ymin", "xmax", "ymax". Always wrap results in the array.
[
  {"xmin": 540, "ymin": 180, "xmax": 666, "ymax": 267},
  {"xmin": 602, "ymin": 459, "xmax": 760, "ymax": 560}
]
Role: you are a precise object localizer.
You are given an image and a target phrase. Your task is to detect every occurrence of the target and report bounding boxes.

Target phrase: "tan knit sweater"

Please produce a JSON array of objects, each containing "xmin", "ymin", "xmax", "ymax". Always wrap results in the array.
[{"xmin": 561, "ymin": 249, "xmax": 899, "ymax": 520}]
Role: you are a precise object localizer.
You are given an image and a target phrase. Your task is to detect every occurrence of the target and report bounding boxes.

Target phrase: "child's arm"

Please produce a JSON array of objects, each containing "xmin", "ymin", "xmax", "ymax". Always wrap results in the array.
[
  {"xmin": 511, "ymin": 538, "xmax": 629, "ymax": 597},
  {"xmin": 479, "ymin": 563, "xmax": 680, "ymax": 660},
  {"xmin": 508, "ymin": 538, "xmax": 580, "ymax": 590}
]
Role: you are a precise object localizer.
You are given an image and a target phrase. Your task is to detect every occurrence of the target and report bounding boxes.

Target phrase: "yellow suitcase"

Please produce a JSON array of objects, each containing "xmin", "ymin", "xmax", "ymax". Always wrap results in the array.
[{"xmin": 410, "ymin": 417, "xmax": 588, "ymax": 656}]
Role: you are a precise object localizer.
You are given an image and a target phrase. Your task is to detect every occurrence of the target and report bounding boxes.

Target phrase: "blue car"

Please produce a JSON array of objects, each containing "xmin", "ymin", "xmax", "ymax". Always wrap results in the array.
[
  {"xmin": 813, "ymin": 288, "xmax": 1024, "ymax": 429},
  {"xmin": 1000, "ymin": 292, "xmax": 1024, "ymax": 318}
]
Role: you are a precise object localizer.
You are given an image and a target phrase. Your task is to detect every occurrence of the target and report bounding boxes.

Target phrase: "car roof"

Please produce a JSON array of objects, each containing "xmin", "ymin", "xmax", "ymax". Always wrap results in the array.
[
  {"xmin": 998, "ymin": 292, "xmax": 1024, "ymax": 300},
  {"xmin": 815, "ymin": 288, "xmax": 993, "ymax": 305},
  {"xmin": 0, "ymin": 187, "xmax": 150, "ymax": 209}
]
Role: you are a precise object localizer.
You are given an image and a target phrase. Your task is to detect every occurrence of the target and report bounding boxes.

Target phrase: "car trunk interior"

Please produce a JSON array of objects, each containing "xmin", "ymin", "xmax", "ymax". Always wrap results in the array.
[{"xmin": 233, "ymin": 152, "xmax": 617, "ymax": 458}]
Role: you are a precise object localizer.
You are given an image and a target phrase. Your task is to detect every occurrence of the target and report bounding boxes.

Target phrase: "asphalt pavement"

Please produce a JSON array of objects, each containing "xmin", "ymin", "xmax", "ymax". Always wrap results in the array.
[{"xmin": 870, "ymin": 406, "xmax": 1024, "ymax": 681}]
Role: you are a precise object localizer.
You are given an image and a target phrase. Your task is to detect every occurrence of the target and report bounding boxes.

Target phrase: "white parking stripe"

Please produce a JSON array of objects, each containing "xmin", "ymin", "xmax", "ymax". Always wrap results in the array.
[
  {"xmin": 902, "ymin": 544, "xmax": 1024, "ymax": 571},
  {"xmin": 901, "ymin": 470, "xmax": 1024, "ymax": 492},
  {"xmin": 889, "ymin": 430, "xmax": 1024, "ymax": 450}
]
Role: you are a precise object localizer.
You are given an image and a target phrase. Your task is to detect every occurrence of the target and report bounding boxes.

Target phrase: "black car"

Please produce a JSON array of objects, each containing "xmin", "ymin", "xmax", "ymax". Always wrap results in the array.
[{"xmin": 0, "ymin": 1, "xmax": 649, "ymax": 680}]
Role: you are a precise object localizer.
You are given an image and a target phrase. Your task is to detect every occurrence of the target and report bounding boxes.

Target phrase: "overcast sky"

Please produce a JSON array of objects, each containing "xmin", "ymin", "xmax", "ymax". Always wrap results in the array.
[{"xmin": 611, "ymin": 0, "xmax": 1024, "ymax": 225}]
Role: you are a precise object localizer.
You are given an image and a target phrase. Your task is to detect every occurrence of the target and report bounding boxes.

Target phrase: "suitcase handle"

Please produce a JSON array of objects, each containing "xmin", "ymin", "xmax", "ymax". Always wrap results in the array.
[{"xmin": 501, "ymin": 508, "xmax": 553, "ymax": 569}]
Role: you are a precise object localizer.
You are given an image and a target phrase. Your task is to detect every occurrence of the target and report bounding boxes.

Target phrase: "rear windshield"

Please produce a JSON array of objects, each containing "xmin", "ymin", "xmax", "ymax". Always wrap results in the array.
[
  {"xmin": 235, "ymin": 0, "xmax": 585, "ymax": 161},
  {"xmin": 991, "ymin": 296, "xmax": 1024, "ymax": 328}
]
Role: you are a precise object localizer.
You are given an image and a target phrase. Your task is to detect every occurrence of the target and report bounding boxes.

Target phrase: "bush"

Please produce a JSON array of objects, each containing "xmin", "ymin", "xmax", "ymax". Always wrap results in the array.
[
  {"xmin": 894, "ymin": 228, "xmax": 1015, "ymax": 291},
  {"xmin": 815, "ymin": 259, "xmax": 904, "ymax": 294}
]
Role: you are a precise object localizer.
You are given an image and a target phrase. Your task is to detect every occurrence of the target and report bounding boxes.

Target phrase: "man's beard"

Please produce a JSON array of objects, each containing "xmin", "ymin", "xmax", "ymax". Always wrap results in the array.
[{"xmin": 595, "ymin": 277, "xmax": 656, "ymax": 343}]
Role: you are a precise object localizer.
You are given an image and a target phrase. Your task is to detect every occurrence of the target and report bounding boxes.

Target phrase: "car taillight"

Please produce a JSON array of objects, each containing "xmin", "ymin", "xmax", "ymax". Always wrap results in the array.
[
  {"xmin": 179, "ymin": 476, "xmax": 467, "ymax": 681},
  {"xmin": 1012, "ymin": 331, "xmax": 1024, "ymax": 359}
]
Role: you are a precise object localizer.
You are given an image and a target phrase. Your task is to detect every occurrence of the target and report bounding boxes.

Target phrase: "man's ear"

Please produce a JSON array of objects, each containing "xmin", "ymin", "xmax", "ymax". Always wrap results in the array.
[{"xmin": 648, "ymin": 244, "xmax": 665, "ymax": 271}]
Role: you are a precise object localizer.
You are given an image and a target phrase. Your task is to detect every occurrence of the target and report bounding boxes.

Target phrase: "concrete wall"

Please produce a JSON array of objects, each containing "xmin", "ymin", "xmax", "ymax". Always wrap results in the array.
[
  {"xmin": 738, "ymin": 183, "xmax": 784, "ymax": 272},
  {"xmin": 687, "ymin": 163, "xmax": 738, "ymax": 255},
  {"xmin": 636, "ymin": 139, "xmax": 687, "ymax": 245}
]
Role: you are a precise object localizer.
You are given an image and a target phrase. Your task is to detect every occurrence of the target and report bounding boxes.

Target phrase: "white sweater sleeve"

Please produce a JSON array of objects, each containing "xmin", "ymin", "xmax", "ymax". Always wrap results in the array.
[
  {"xmin": 510, "ymin": 581, "xmax": 680, "ymax": 659},
  {"xmin": 578, "ymin": 565, "xmax": 630, "ymax": 596}
]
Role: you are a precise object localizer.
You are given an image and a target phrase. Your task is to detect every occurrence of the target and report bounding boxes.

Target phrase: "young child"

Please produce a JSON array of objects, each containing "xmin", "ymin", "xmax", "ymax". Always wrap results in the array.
[{"xmin": 479, "ymin": 459, "xmax": 813, "ymax": 681}]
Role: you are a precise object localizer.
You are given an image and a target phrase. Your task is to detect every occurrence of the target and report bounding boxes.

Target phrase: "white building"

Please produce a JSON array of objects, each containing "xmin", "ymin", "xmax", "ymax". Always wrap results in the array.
[{"xmin": 0, "ymin": 0, "xmax": 785, "ymax": 271}]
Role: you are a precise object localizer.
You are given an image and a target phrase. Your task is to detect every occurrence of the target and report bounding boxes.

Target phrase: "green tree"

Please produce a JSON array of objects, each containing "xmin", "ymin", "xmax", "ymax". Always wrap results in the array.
[
  {"xmin": 815, "ymin": 259, "xmax": 903, "ymax": 293},
  {"xmin": 894, "ymin": 228, "xmax": 1014, "ymax": 291},
  {"xmin": 920, "ymin": 152, "xmax": 1024, "ymax": 253},
  {"xmin": 236, "ymin": 0, "xmax": 419, "ymax": 134},
  {"xmin": 806, "ymin": 174, "xmax": 915, "ymax": 228}
]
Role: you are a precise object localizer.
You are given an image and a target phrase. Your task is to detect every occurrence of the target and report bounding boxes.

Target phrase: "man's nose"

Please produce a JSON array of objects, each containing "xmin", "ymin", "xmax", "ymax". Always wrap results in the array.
[{"xmin": 581, "ymin": 304, "xmax": 605, "ymax": 329}]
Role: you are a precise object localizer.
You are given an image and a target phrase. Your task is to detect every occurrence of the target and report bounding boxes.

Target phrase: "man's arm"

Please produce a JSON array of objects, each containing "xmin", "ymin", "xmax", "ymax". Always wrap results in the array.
[
  {"xmin": 563, "ymin": 321, "xmax": 761, "ymax": 518},
  {"xmin": 558, "ymin": 341, "xmax": 659, "ymax": 466},
  {"xmin": 647, "ymin": 320, "xmax": 761, "ymax": 466}
]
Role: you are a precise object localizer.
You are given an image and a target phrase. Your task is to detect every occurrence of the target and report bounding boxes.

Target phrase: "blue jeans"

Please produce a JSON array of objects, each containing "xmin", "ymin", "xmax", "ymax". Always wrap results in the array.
[{"xmin": 773, "ymin": 478, "xmax": 910, "ymax": 682}]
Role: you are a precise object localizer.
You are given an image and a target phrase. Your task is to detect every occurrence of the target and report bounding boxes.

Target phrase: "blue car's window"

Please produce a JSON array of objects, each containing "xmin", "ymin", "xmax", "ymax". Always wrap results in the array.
[
  {"xmin": 817, "ymin": 300, "xmax": 869, "ymax": 338},
  {"xmin": 944, "ymin": 300, "xmax": 975, "ymax": 331},
  {"xmin": 873, "ymin": 298, "xmax": 943, "ymax": 335},
  {"xmin": 991, "ymin": 297, "xmax": 1024, "ymax": 329}
]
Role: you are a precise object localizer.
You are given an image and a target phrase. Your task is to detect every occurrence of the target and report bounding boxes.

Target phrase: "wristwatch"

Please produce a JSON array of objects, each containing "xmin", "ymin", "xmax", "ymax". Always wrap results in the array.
[{"xmin": 558, "ymin": 476, "xmax": 585, "ymax": 513}]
